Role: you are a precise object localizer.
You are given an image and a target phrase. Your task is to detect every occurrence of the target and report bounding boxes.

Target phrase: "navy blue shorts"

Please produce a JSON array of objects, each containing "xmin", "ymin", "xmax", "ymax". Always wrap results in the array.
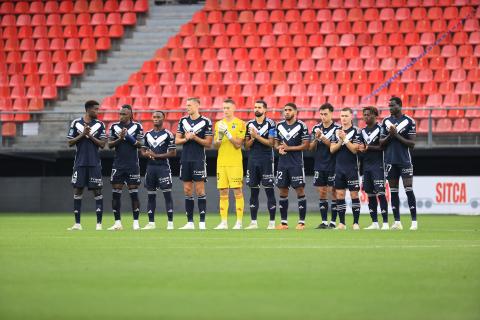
[
  {"xmin": 334, "ymin": 169, "xmax": 360, "ymax": 191},
  {"xmin": 385, "ymin": 163, "xmax": 413, "ymax": 181},
  {"xmin": 71, "ymin": 166, "xmax": 103, "ymax": 189},
  {"xmin": 145, "ymin": 165, "xmax": 172, "ymax": 190},
  {"xmin": 276, "ymin": 166, "xmax": 305, "ymax": 189},
  {"xmin": 110, "ymin": 167, "xmax": 141, "ymax": 186},
  {"xmin": 246, "ymin": 158, "xmax": 275, "ymax": 188},
  {"xmin": 362, "ymin": 168, "xmax": 386, "ymax": 194},
  {"xmin": 180, "ymin": 160, "xmax": 206, "ymax": 182},
  {"xmin": 313, "ymin": 170, "xmax": 335, "ymax": 187}
]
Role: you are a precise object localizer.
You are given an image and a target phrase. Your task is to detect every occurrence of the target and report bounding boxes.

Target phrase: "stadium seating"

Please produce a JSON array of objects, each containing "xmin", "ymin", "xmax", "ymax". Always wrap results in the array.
[
  {"xmin": 0, "ymin": 0, "xmax": 147, "ymax": 128},
  {"xmin": 100, "ymin": 0, "xmax": 480, "ymax": 132}
]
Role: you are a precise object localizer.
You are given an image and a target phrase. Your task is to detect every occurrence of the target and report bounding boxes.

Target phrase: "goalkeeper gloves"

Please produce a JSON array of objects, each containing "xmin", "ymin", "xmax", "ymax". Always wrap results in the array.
[{"xmin": 218, "ymin": 122, "xmax": 232, "ymax": 140}]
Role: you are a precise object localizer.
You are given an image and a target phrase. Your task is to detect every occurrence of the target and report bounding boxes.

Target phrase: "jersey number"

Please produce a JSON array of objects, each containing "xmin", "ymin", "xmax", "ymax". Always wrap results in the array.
[{"xmin": 110, "ymin": 169, "xmax": 117, "ymax": 181}]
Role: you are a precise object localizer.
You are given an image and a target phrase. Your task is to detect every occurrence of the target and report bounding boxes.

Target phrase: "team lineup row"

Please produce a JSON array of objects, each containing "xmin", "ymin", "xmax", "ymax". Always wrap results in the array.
[{"xmin": 66, "ymin": 96, "xmax": 418, "ymax": 231}]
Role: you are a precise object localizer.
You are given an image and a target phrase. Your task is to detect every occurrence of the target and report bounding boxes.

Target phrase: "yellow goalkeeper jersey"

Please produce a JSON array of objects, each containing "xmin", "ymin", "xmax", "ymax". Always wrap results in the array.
[{"xmin": 215, "ymin": 117, "xmax": 246, "ymax": 167}]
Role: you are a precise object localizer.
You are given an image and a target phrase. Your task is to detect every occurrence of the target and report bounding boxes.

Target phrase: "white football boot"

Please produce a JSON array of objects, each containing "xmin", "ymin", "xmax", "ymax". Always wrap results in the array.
[
  {"xmin": 214, "ymin": 221, "xmax": 228, "ymax": 230},
  {"xmin": 108, "ymin": 221, "xmax": 123, "ymax": 231},
  {"xmin": 232, "ymin": 222, "xmax": 243, "ymax": 230},
  {"xmin": 245, "ymin": 221, "xmax": 258, "ymax": 230},
  {"xmin": 179, "ymin": 222, "xmax": 195, "ymax": 230},
  {"xmin": 95, "ymin": 223, "xmax": 102, "ymax": 231},
  {"xmin": 364, "ymin": 222, "xmax": 380, "ymax": 230},
  {"xmin": 167, "ymin": 221, "xmax": 174, "ymax": 230},
  {"xmin": 67, "ymin": 223, "xmax": 82, "ymax": 231},
  {"xmin": 381, "ymin": 223, "xmax": 390, "ymax": 230},
  {"xmin": 133, "ymin": 220, "xmax": 140, "ymax": 231},
  {"xmin": 410, "ymin": 221, "xmax": 418, "ymax": 231},
  {"xmin": 391, "ymin": 221, "xmax": 403, "ymax": 230},
  {"xmin": 142, "ymin": 222, "xmax": 156, "ymax": 230},
  {"xmin": 199, "ymin": 222, "xmax": 206, "ymax": 230},
  {"xmin": 267, "ymin": 221, "xmax": 276, "ymax": 230}
]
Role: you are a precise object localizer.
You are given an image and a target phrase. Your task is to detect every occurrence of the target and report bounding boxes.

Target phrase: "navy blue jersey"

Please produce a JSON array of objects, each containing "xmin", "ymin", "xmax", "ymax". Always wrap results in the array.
[
  {"xmin": 380, "ymin": 114, "xmax": 416, "ymax": 166},
  {"xmin": 109, "ymin": 121, "xmax": 143, "ymax": 169},
  {"xmin": 359, "ymin": 123, "xmax": 384, "ymax": 170},
  {"xmin": 177, "ymin": 115, "xmax": 212, "ymax": 162},
  {"xmin": 67, "ymin": 117, "xmax": 106, "ymax": 167},
  {"xmin": 245, "ymin": 117, "xmax": 276, "ymax": 160},
  {"xmin": 332, "ymin": 126, "xmax": 361, "ymax": 171},
  {"xmin": 143, "ymin": 128, "xmax": 176, "ymax": 167},
  {"xmin": 275, "ymin": 120, "xmax": 309, "ymax": 167},
  {"xmin": 311, "ymin": 122, "xmax": 339, "ymax": 172}
]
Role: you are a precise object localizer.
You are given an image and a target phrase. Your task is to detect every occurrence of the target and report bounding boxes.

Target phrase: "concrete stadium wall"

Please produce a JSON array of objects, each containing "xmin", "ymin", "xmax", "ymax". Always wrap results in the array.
[{"xmin": 0, "ymin": 176, "xmax": 320, "ymax": 214}]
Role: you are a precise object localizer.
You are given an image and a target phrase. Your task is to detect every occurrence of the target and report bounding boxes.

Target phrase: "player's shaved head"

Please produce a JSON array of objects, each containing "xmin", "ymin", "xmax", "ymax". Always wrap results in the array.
[
  {"xmin": 389, "ymin": 96, "xmax": 402, "ymax": 116},
  {"xmin": 152, "ymin": 110, "xmax": 164, "ymax": 128},
  {"xmin": 84, "ymin": 100, "xmax": 100, "ymax": 119}
]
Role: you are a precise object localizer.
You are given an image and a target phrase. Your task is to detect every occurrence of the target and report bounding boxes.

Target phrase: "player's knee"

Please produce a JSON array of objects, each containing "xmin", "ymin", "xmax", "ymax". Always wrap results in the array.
[
  {"xmin": 278, "ymin": 188, "xmax": 288, "ymax": 198},
  {"xmin": 336, "ymin": 189, "xmax": 346, "ymax": 199},
  {"xmin": 350, "ymin": 191, "xmax": 359, "ymax": 199},
  {"xmin": 388, "ymin": 179, "xmax": 399, "ymax": 188},
  {"xmin": 403, "ymin": 178, "xmax": 413, "ymax": 188},
  {"xmin": 183, "ymin": 183, "xmax": 193, "ymax": 196},
  {"xmin": 194, "ymin": 182, "xmax": 205, "ymax": 195},
  {"xmin": 295, "ymin": 187, "xmax": 305, "ymax": 197},
  {"xmin": 74, "ymin": 188, "xmax": 84, "ymax": 196},
  {"xmin": 318, "ymin": 187, "xmax": 327, "ymax": 198},
  {"xmin": 92, "ymin": 189, "xmax": 102, "ymax": 197}
]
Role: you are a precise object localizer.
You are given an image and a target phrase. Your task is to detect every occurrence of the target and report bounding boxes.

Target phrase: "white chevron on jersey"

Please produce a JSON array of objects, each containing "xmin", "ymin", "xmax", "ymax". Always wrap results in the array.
[
  {"xmin": 182, "ymin": 119, "xmax": 206, "ymax": 134},
  {"xmin": 113, "ymin": 124, "xmax": 122, "ymax": 135},
  {"xmin": 324, "ymin": 126, "xmax": 336, "ymax": 139},
  {"xmin": 340, "ymin": 129, "xmax": 356, "ymax": 145},
  {"xmin": 146, "ymin": 133, "xmax": 168, "ymax": 148},
  {"xmin": 362, "ymin": 127, "xmax": 380, "ymax": 145},
  {"xmin": 127, "ymin": 124, "xmax": 138, "ymax": 135},
  {"xmin": 385, "ymin": 118, "xmax": 409, "ymax": 133},
  {"xmin": 257, "ymin": 123, "xmax": 270, "ymax": 136},
  {"xmin": 278, "ymin": 124, "xmax": 302, "ymax": 141},
  {"xmin": 75, "ymin": 122, "xmax": 101, "ymax": 136}
]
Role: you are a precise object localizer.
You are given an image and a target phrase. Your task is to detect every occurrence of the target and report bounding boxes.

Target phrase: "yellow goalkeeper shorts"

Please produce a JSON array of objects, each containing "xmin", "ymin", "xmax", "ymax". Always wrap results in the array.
[{"xmin": 217, "ymin": 166, "xmax": 243, "ymax": 189}]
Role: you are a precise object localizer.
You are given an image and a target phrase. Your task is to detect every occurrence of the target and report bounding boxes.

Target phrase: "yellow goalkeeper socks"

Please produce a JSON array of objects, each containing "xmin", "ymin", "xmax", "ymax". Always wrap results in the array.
[
  {"xmin": 235, "ymin": 193, "xmax": 244, "ymax": 222},
  {"xmin": 219, "ymin": 195, "xmax": 229, "ymax": 222}
]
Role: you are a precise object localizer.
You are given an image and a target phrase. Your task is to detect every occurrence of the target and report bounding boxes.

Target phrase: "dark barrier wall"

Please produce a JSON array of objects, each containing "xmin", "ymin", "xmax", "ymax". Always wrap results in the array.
[{"xmin": 0, "ymin": 176, "xmax": 320, "ymax": 213}]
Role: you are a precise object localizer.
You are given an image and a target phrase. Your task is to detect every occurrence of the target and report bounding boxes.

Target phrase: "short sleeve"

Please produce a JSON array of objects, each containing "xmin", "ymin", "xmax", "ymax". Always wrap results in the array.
[
  {"xmin": 331, "ymin": 128, "xmax": 339, "ymax": 143},
  {"xmin": 274, "ymin": 124, "xmax": 281, "ymax": 141},
  {"xmin": 98, "ymin": 122, "xmax": 106, "ymax": 139},
  {"xmin": 352, "ymin": 128, "xmax": 361, "ymax": 144},
  {"xmin": 358, "ymin": 129, "xmax": 365, "ymax": 144},
  {"xmin": 177, "ymin": 119, "xmax": 185, "ymax": 134},
  {"xmin": 245, "ymin": 121, "xmax": 252, "ymax": 139},
  {"xmin": 204, "ymin": 118, "xmax": 213, "ymax": 136},
  {"xmin": 301, "ymin": 122, "xmax": 309, "ymax": 141},
  {"xmin": 167, "ymin": 131, "xmax": 176, "ymax": 150},
  {"xmin": 142, "ymin": 132, "xmax": 149, "ymax": 148},
  {"xmin": 236, "ymin": 120, "xmax": 246, "ymax": 139},
  {"xmin": 109, "ymin": 124, "xmax": 118, "ymax": 140},
  {"xmin": 268, "ymin": 119, "xmax": 276, "ymax": 138},
  {"xmin": 380, "ymin": 119, "xmax": 388, "ymax": 138},
  {"xmin": 67, "ymin": 120, "xmax": 78, "ymax": 139},
  {"xmin": 408, "ymin": 118, "xmax": 416, "ymax": 135},
  {"xmin": 136, "ymin": 123, "xmax": 144, "ymax": 141},
  {"xmin": 311, "ymin": 125, "xmax": 319, "ymax": 140}
]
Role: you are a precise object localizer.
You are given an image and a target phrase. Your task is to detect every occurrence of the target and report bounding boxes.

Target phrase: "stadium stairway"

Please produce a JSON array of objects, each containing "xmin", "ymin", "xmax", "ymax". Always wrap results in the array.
[{"xmin": 9, "ymin": 1, "xmax": 202, "ymax": 150}]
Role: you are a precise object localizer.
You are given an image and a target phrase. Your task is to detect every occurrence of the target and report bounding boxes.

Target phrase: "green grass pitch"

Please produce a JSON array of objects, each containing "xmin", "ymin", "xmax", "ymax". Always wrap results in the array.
[{"xmin": 0, "ymin": 213, "xmax": 479, "ymax": 320}]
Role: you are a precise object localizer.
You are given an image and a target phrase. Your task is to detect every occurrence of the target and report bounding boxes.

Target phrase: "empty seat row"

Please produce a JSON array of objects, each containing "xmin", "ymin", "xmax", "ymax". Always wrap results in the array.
[
  {"xmin": 0, "ymin": 0, "xmax": 147, "ymax": 15},
  {"xmin": 203, "ymin": 0, "xmax": 479, "ymax": 12}
]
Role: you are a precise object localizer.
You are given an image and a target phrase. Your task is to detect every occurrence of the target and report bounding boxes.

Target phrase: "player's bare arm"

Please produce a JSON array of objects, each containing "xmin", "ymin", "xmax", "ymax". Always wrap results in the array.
[
  {"xmin": 67, "ymin": 126, "xmax": 88, "ymax": 147},
  {"xmin": 192, "ymin": 133, "xmax": 213, "ymax": 148},
  {"xmin": 283, "ymin": 140, "xmax": 309, "ymax": 152}
]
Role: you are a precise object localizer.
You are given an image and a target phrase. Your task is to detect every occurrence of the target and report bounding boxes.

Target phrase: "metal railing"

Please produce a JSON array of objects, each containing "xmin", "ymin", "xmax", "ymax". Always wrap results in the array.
[{"xmin": 1, "ymin": 106, "xmax": 480, "ymax": 149}]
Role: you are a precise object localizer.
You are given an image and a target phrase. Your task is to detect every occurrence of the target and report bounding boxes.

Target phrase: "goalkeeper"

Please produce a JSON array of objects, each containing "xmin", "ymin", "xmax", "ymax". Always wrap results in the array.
[{"xmin": 213, "ymin": 99, "xmax": 246, "ymax": 230}]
